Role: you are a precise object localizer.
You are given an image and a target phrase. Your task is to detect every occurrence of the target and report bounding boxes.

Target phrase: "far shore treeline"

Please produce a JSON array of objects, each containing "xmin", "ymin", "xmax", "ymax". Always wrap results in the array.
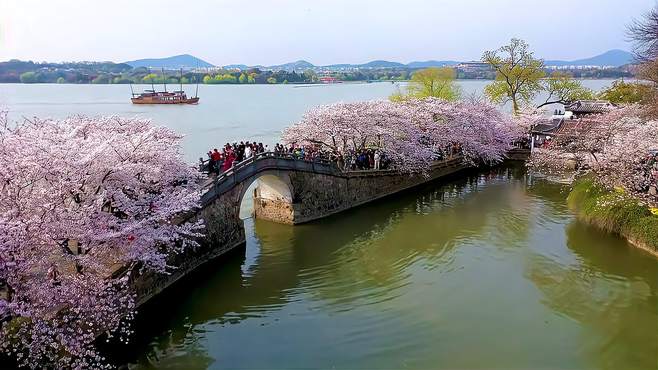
[{"xmin": 0, "ymin": 58, "xmax": 635, "ymax": 85}]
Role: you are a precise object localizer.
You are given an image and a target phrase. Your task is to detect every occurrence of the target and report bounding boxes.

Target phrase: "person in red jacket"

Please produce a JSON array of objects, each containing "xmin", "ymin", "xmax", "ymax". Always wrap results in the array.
[{"xmin": 211, "ymin": 149, "xmax": 222, "ymax": 175}]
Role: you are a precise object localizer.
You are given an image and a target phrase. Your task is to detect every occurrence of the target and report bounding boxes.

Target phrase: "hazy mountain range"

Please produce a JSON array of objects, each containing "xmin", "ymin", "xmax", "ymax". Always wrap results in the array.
[
  {"xmin": 124, "ymin": 50, "xmax": 635, "ymax": 70},
  {"xmin": 124, "ymin": 54, "xmax": 214, "ymax": 69}
]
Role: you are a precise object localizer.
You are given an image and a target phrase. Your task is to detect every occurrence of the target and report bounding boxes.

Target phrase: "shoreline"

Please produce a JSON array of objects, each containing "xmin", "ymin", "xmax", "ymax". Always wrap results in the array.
[
  {"xmin": 0, "ymin": 77, "xmax": 626, "ymax": 86},
  {"xmin": 567, "ymin": 176, "xmax": 658, "ymax": 258}
]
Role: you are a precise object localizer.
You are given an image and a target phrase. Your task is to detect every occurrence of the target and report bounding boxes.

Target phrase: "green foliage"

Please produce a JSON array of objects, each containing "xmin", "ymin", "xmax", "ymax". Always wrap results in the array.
[
  {"xmin": 203, "ymin": 73, "xmax": 238, "ymax": 84},
  {"xmin": 267, "ymin": 76, "xmax": 277, "ymax": 84},
  {"xmin": 630, "ymin": 217, "xmax": 658, "ymax": 250},
  {"xmin": 389, "ymin": 90, "xmax": 405, "ymax": 102},
  {"xmin": 142, "ymin": 73, "xmax": 158, "ymax": 84},
  {"xmin": 303, "ymin": 70, "xmax": 317, "ymax": 83},
  {"xmin": 538, "ymin": 72, "xmax": 594, "ymax": 108},
  {"xmin": 390, "ymin": 67, "xmax": 461, "ymax": 102},
  {"xmin": 91, "ymin": 74, "xmax": 111, "ymax": 84},
  {"xmin": 56, "ymin": 77, "xmax": 65, "ymax": 84},
  {"xmin": 19, "ymin": 71, "xmax": 38, "ymax": 83},
  {"xmin": 568, "ymin": 176, "xmax": 658, "ymax": 251},
  {"xmin": 482, "ymin": 38, "xmax": 545, "ymax": 113},
  {"xmin": 598, "ymin": 80, "xmax": 653, "ymax": 104},
  {"xmin": 113, "ymin": 77, "xmax": 133, "ymax": 84},
  {"xmin": 239, "ymin": 73, "xmax": 247, "ymax": 84}
]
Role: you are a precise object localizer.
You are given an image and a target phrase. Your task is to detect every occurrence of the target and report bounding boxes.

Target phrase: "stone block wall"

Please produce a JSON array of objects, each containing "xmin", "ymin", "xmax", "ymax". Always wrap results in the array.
[{"xmin": 255, "ymin": 159, "xmax": 470, "ymax": 224}]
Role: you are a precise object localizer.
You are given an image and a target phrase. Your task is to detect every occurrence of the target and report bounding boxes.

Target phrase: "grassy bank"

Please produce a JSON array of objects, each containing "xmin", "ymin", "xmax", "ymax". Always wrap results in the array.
[{"xmin": 567, "ymin": 176, "xmax": 658, "ymax": 256}]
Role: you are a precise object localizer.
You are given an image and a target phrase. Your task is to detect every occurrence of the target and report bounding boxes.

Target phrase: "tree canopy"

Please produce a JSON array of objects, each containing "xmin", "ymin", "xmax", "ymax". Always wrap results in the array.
[
  {"xmin": 538, "ymin": 72, "xmax": 594, "ymax": 108},
  {"xmin": 599, "ymin": 80, "xmax": 653, "ymax": 104},
  {"xmin": 0, "ymin": 114, "xmax": 203, "ymax": 368},
  {"xmin": 628, "ymin": 4, "xmax": 658, "ymax": 62},
  {"xmin": 529, "ymin": 105, "xmax": 658, "ymax": 205},
  {"xmin": 391, "ymin": 67, "xmax": 461, "ymax": 102},
  {"xmin": 482, "ymin": 38, "xmax": 545, "ymax": 113},
  {"xmin": 283, "ymin": 98, "xmax": 524, "ymax": 173}
]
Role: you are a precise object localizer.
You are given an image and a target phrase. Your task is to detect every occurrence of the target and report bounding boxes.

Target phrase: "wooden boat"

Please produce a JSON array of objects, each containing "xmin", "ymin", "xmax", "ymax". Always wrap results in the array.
[
  {"xmin": 131, "ymin": 68, "xmax": 199, "ymax": 105},
  {"xmin": 131, "ymin": 90, "xmax": 199, "ymax": 104}
]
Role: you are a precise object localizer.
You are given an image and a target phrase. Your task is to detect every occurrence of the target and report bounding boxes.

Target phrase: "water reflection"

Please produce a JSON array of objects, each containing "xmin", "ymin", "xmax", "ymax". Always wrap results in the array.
[
  {"xmin": 525, "ymin": 221, "xmax": 658, "ymax": 370},
  {"xmin": 115, "ymin": 164, "xmax": 658, "ymax": 370}
]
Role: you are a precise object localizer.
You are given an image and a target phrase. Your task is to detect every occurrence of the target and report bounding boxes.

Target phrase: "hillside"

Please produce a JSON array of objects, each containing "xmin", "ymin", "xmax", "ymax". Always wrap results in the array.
[
  {"xmin": 124, "ymin": 54, "xmax": 214, "ymax": 69},
  {"xmin": 545, "ymin": 49, "xmax": 634, "ymax": 67}
]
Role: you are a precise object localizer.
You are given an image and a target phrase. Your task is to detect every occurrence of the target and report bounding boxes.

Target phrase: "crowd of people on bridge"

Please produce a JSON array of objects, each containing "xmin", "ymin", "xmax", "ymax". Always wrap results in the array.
[
  {"xmin": 203, "ymin": 141, "xmax": 268, "ymax": 175},
  {"xmin": 201, "ymin": 141, "xmax": 466, "ymax": 177}
]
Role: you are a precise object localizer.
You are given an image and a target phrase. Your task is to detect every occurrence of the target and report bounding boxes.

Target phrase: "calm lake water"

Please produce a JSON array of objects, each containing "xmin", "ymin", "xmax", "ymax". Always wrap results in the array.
[
  {"xmin": 0, "ymin": 80, "xmax": 615, "ymax": 162},
  {"xmin": 1, "ymin": 82, "xmax": 656, "ymax": 369}
]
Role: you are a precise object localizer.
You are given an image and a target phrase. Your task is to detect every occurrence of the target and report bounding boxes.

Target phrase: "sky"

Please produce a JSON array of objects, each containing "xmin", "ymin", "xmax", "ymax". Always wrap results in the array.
[{"xmin": 0, "ymin": 0, "xmax": 656, "ymax": 65}]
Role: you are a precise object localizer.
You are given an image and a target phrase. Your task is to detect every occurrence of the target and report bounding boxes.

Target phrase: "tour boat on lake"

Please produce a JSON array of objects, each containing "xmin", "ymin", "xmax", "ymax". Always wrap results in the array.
[
  {"xmin": 131, "ymin": 90, "xmax": 199, "ymax": 104},
  {"xmin": 130, "ymin": 68, "xmax": 199, "ymax": 105}
]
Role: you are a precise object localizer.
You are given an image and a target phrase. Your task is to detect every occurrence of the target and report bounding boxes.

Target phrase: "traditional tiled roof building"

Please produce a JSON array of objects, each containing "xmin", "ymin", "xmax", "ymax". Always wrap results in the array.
[{"xmin": 564, "ymin": 100, "xmax": 616, "ymax": 118}]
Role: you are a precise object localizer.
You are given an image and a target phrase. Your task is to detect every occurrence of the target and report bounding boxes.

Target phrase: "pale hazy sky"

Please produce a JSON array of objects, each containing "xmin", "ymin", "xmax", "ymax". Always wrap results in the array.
[{"xmin": 0, "ymin": 0, "xmax": 655, "ymax": 65}]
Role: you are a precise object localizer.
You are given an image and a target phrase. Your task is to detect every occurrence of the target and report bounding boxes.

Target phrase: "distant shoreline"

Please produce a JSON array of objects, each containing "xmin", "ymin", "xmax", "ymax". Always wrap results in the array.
[{"xmin": 0, "ymin": 77, "xmax": 627, "ymax": 86}]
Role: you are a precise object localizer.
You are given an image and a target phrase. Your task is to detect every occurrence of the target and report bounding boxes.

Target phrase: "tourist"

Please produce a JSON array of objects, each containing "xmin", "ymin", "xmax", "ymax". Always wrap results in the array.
[
  {"xmin": 203, "ymin": 140, "xmax": 399, "ymax": 175},
  {"xmin": 245, "ymin": 144, "xmax": 252, "ymax": 159},
  {"xmin": 211, "ymin": 149, "xmax": 222, "ymax": 175},
  {"xmin": 198, "ymin": 157, "xmax": 206, "ymax": 173}
]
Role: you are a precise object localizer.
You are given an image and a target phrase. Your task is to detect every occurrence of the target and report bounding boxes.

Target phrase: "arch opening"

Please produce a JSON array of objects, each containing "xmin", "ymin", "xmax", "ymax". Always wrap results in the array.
[{"xmin": 239, "ymin": 173, "xmax": 295, "ymax": 224}]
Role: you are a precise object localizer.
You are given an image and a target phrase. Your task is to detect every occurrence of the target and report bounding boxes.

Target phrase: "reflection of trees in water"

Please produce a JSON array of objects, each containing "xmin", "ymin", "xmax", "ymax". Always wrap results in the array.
[
  {"xmin": 524, "ymin": 221, "xmax": 658, "ymax": 370},
  {"xmin": 131, "ymin": 320, "xmax": 215, "ymax": 370},
  {"xmin": 117, "ymin": 164, "xmax": 565, "ymax": 368},
  {"xmin": 305, "ymin": 168, "xmax": 541, "ymax": 307}
]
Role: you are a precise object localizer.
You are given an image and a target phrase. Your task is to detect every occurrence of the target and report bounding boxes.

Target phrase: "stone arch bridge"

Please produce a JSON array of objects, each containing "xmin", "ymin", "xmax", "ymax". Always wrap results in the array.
[{"xmin": 133, "ymin": 150, "xmax": 527, "ymax": 305}]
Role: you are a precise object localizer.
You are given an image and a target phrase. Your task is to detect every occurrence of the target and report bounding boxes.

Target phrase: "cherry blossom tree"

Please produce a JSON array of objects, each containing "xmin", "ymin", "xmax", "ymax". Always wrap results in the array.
[
  {"xmin": 528, "ymin": 105, "xmax": 658, "ymax": 204},
  {"xmin": 0, "ymin": 113, "xmax": 203, "ymax": 368},
  {"xmin": 282, "ymin": 98, "xmax": 523, "ymax": 174}
]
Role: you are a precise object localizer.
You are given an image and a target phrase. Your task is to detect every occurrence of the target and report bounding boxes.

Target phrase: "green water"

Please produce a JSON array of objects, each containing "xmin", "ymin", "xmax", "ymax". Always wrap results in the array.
[{"xmin": 119, "ymin": 165, "xmax": 658, "ymax": 370}]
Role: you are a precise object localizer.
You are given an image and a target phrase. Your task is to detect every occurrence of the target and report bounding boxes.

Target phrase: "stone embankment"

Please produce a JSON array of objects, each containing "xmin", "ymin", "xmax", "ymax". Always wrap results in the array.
[{"xmin": 567, "ymin": 176, "xmax": 658, "ymax": 258}]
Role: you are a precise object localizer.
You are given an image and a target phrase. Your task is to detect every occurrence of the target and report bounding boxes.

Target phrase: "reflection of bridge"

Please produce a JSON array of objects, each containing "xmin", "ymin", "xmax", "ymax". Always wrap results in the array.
[{"xmin": 134, "ymin": 150, "xmax": 528, "ymax": 305}]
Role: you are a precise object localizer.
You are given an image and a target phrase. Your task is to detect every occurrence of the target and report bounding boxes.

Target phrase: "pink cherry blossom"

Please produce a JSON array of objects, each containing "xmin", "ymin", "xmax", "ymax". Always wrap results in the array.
[
  {"xmin": 0, "ymin": 112, "xmax": 203, "ymax": 368},
  {"xmin": 282, "ymin": 98, "xmax": 523, "ymax": 174}
]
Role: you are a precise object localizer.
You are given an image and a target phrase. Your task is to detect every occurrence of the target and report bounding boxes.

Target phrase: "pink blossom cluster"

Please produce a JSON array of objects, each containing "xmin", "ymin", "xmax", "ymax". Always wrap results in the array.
[
  {"xmin": 529, "ymin": 105, "xmax": 658, "ymax": 204},
  {"xmin": 0, "ymin": 113, "xmax": 203, "ymax": 368},
  {"xmin": 282, "ymin": 98, "xmax": 523, "ymax": 173}
]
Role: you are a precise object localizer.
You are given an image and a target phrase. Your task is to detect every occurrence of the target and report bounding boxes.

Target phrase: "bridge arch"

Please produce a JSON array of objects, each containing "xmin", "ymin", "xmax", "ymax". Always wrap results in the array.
[{"xmin": 238, "ymin": 171, "xmax": 295, "ymax": 223}]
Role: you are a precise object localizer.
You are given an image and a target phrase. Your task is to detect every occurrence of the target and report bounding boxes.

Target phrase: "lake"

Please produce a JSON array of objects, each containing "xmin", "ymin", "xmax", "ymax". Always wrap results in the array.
[
  {"xmin": 1, "ymin": 81, "xmax": 656, "ymax": 370},
  {"xmin": 0, "ymin": 80, "xmax": 616, "ymax": 162}
]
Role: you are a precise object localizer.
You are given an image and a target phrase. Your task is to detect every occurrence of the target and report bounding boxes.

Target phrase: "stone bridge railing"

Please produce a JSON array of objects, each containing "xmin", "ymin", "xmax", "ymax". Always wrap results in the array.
[{"xmin": 200, "ymin": 152, "xmax": 341, "ymax": 206}]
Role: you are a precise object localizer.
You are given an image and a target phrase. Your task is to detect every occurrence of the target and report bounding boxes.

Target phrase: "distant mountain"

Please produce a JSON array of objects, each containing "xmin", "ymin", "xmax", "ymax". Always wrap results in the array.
[
  {"xmin": 406, "ymin": 60, "xmax": 459, "ymax": 68},
  {"xmin": 124, "ymin": 54, "xmax": 214, "ymax": 69},
  {"xmin": 268, "ymin": 60, "xmax": 315, "ymax": 71},
  {"xmin": 323, "ymin": 63, "xmax": 354, "ymax": 69},
  {"xmin": 359, "ymin": 60, "xmax": 405, "ymax": 68},
  {"xmin": 545, "ymin": 49, "xmax": 634, "ymax": 67},
  {"xmin": 122, "ymin": 49, "xmax": 633, "ymax": 72}
]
